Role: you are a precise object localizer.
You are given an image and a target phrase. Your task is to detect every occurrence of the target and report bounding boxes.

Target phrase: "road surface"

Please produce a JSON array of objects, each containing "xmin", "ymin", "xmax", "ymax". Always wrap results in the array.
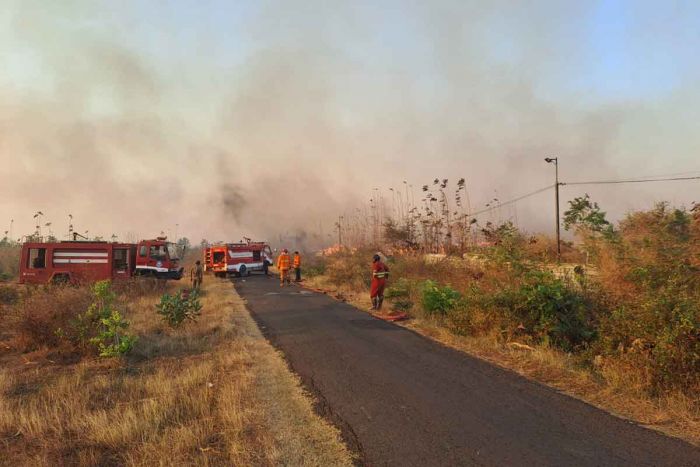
[{"xmin": 234, "ymin": 276, "xmax": 700, "ymax": 466}]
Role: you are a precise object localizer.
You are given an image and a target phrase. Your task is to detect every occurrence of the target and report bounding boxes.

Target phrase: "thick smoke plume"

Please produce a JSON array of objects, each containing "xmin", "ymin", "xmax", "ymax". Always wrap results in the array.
[{"xmin": 2, "ymin": 1, "xmax": 700, "ymax": 249}]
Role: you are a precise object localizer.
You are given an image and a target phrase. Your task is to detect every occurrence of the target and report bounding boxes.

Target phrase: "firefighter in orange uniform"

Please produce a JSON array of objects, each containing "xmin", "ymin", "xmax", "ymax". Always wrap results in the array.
[
  {"xmin": 277, "ymin": 248, "xmax": 291, "ymax": 286},
  {"xmin": 370, "ymin": 254, "xmax": 389, "ymax": 310},
  {"xmin": 293, "ymin": 251, "xmax": 302, "ymax": 282}
]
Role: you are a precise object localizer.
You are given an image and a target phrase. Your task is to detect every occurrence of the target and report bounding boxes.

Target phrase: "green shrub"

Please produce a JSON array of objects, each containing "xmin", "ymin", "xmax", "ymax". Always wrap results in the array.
[
  {"xmin": 385, "ymin": 278, "xmax": 412, "ymax": 299},
  {"xmin": 421, "ymin": 280, "xmax": 461, "ymax": 316},
  {"xmin": 79, "ymin": 280, "xmax": 136, "ymax": 357},
  {"xmin": 494, "ymin": 271, "xmax": 596, "ymax": 351},
  {"xmin": 156, "ymin": 289, "xmax": 202, "ymax": 327}
]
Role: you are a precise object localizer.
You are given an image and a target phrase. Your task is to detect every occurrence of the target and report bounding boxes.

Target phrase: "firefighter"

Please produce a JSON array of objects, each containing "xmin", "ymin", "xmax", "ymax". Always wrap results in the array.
[
  {"xmin": 191, "ymin": 260, "xmax": 204, "ymax": 290},
  {"xmin": 370, "ymin": 254, "xmax": 389, "ymax": 310},
  {"xmin": 263, "ymin": 251, "xmax": 270, "ymax": 276},
  {"xmin": 293, "ymin": 251, "xmax": 302, "ymax": 282},
  {"xmin": 276, "ymin": 248, "xmax": 291, "ymax": 286}
]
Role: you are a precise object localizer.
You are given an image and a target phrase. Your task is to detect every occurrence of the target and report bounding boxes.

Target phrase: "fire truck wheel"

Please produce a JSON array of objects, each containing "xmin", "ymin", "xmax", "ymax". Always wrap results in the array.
[{"xmin": 239, "ymin": 265, "xmax": 248, "ymax": 276}]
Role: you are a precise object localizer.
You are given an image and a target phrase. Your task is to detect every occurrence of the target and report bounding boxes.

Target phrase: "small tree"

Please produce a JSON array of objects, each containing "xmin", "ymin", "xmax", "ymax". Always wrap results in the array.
[
  {"xmin": 564, "ymin": 194, "xmax": 613, "ymax": 235},
  {"xmin": 81, "ymin": 280, "xmax": 136, "ymax": 357},
  {"xmin": 564, "ymin": 194, "xmax": 614, "ymax": 260}
]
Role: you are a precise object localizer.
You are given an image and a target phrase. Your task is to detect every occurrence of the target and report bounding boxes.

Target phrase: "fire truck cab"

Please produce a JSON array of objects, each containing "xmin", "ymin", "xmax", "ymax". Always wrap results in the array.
[
  {"xmin": 204, "ymin": 241, "xmax": 272, "ymax": 277},
  {"xmin": 134, "ymin": 237, "xmax": 185, "ymax": 279}
]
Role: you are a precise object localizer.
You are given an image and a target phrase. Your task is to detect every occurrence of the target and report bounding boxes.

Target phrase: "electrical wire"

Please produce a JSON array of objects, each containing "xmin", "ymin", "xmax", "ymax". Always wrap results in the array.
[
  {"xmin": 621, "ymin": 170, "xmax": 700, "ymax": 180},
  {"xmin": 562, "ymin": 175, "xmax": 700, "ymax": 186},
  {"xmin": 466, "ymin": 184, "xmax": 554, "ymax": 218},
  {"xmin": 462, "ymin": 172, "xmax": 700, "ymax": 221}
]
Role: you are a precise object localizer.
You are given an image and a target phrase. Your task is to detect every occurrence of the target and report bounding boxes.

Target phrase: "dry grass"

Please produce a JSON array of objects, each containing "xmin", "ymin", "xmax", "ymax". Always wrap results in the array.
[
  {"xmin": 0, "ymin": 279, "xmax": 352, "ymax": 466},
  {"xmin": 305, "ymin": 275, "xmax": 700, "ymax": 447},
  {"xmin": 0, "ymin": 244, "xmax": 20, "ymax": 281}
]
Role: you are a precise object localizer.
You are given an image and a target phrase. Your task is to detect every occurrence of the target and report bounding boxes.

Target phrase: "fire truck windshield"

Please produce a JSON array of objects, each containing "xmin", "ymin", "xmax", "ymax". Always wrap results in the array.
[{"xmin": 167, "ymin": 242, "xmax": 182, "ymax": 260}]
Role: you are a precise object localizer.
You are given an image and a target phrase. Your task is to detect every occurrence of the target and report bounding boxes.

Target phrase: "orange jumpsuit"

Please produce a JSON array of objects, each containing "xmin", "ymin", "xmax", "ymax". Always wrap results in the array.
[
  {"xmin": 277, "ymin": 253, "xmax": 291, "ymax": 285},
  {"xmin": 370, "ymin": 261, "xmax": 389, "ymax": 299},
  {"xmin": 293, "ymin": 253, "xmax": 301, "ymax": 281}
]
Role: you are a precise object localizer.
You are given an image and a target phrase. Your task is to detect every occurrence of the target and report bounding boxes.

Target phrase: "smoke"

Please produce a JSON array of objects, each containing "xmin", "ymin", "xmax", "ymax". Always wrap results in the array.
[
  {"xmin": 220, "ymin": 184, "xmax": 246, "ymax": 223},
  {"xmin": 2, "ymin": 0, "xmax": 700, "ymax": 247}
]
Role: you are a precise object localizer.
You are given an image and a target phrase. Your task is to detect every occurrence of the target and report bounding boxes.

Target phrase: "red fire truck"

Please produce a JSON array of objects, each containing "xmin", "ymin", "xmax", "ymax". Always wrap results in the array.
[
  {"xmin": 203, "ymin": 241, "xmax": 273, "ymax": 277},
  {"xmin": 133, "ymin": 237, "xmax": 185, "ymax": 279},
  {"xmin": 18, "ymin": 237, "xmax": 184, "ymax": 285}
]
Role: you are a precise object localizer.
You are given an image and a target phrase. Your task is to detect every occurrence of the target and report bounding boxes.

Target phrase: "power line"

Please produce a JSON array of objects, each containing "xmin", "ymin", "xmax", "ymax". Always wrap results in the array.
[
  {"xmin": 563, "ymin": 175, "xmax": 700, "ymax": 186},
  {"xmin": 624, "ymin": 170, "xmax": 700, "ymax": 180},
  {"xmin": 466, "ymin": 184, "xmax": 554, "ymax": 218},
  {"xmin": 458, "ymin": 173, "xmax": 700, "ymax": 221}
]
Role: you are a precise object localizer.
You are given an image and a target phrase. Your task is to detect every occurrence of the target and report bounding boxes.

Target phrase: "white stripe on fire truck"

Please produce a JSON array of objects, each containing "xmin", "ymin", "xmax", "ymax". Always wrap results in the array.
[
  {"xmin": 229, "ymin": 251, "xmax": 254, "ymax": 258},
  {"xmin": 135, "ymin": 265, "xmax": 170, "ymax": 273},
  {"xmin": 53, "ymin": 259, "xmax": 109, "ymax": 264},
  {"xmin": 53, "ymin": 252, "xmax": 108, "ymax": 257},
  {"xmin": 227, "ymin": 262, "xmax": 264, "ymax": 270}
]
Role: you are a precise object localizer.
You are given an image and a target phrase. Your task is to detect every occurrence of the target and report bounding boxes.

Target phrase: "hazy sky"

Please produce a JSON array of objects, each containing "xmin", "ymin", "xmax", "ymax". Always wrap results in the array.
[{"xmin": 2, "ymin": 0, "xmax": 700, "ymax": 246}]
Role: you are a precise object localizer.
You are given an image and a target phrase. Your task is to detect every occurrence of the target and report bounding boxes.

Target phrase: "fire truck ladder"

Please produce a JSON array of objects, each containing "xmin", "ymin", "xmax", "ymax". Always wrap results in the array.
[{"xmin": 204, "ymin": 249, "xmax": 212, "ymax": 271}]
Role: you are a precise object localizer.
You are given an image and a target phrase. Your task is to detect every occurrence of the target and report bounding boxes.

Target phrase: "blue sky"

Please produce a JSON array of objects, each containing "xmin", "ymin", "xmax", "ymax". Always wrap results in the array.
[{"xmin": 4, "ymin": 1, "xmax": 698, "ymax": 110}]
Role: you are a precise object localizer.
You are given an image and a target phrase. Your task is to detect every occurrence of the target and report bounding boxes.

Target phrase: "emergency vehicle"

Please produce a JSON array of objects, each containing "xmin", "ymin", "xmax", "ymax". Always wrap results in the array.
[
  {"xmin": 134, "ymin": 237, "xmax": 185, "ymax": 279},
  {"xmin": 203, "ymin": 241, "xmax": 273, "ymax": 277},
  {"xmin": 18, "ymin": 237, "xmax": 184, "ymax": 285},
  {"xmin": 203, "ymin": 244, "xmax": 229, "ymax": 277}
]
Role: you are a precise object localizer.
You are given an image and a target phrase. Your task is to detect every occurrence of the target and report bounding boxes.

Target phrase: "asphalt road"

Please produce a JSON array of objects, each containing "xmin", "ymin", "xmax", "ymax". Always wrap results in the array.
[{"xmin": 234, "ymin": 276, "xmax": 700, "ymax": 467}]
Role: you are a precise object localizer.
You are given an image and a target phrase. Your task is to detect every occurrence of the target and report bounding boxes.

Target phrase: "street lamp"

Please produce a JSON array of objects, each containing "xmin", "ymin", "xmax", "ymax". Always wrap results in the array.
[{"xmin": 545, "ymin": 157, "xmax": 561, "ymax": 263}]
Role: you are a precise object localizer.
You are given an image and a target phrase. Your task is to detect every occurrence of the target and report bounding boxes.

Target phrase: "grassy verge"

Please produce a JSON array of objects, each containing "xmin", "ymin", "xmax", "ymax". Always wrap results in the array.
[
  {"xmin": 305, "ymin": 261, "xmax": 700, "ymax": 447},
  {"xmin": 0, "ymin": 279, "xmax": 352, "ymax": 466}
]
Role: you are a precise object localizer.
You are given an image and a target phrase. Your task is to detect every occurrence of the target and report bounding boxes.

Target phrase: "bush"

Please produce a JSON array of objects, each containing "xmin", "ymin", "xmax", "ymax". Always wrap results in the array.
[
  {"xmin": 324, "ymin": 249, "xmax": 374, "ymax": 289},
  {"xmin": 589, "ymin": 202, "xmax": 700, "ymax": 393},
  {"xmin": 0, "ymin": 285, "xmax": 19, "ymax": 305},
  {"xmin": 156, "ymin": 289, "xmax": 202, "ymax": 327},
  {"xmin": 13, "ymin": 281, "xmax": 137, "ymax": 357},
  {"xmin": 445, "ymin": 304, "xmax": 473, "ymax": 335},
  {"xmin": 494, "ymin": 271, "xmax": 596, "ymax": 351},
  {"xmin": 421, "ymin": 280, "xmax": 461, "ymax": 316},
  {"xmin": 304, "ymin": 261, "xmax": 326, "ymax": 278},
  {"xmin": 596, "ymin": 280, "xmax": 700, "ymax": 393},
  {"xmin": 77, "ymin": 280, "xmax": 136, "ymax": 357},
  {"xmin": 391, "ymin": 299, "xmax": 414, "ymax": 312},
  {"xmin": 385, "ymin": 278, "xmax": 412, "ymax": 299},
  {"xmin": 0, "ymin": 244, "xmax": 20, "ymax": 281},
  {"xmin": 15, "ymin": 286, "xmax": 93, "ymax": 350}
]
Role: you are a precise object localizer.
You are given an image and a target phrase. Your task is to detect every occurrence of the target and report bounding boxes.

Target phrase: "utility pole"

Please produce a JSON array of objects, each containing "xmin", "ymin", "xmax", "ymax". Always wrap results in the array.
[{"xmin": 545, "ymin": 157, "xmax": 561, "ymax": 262}]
